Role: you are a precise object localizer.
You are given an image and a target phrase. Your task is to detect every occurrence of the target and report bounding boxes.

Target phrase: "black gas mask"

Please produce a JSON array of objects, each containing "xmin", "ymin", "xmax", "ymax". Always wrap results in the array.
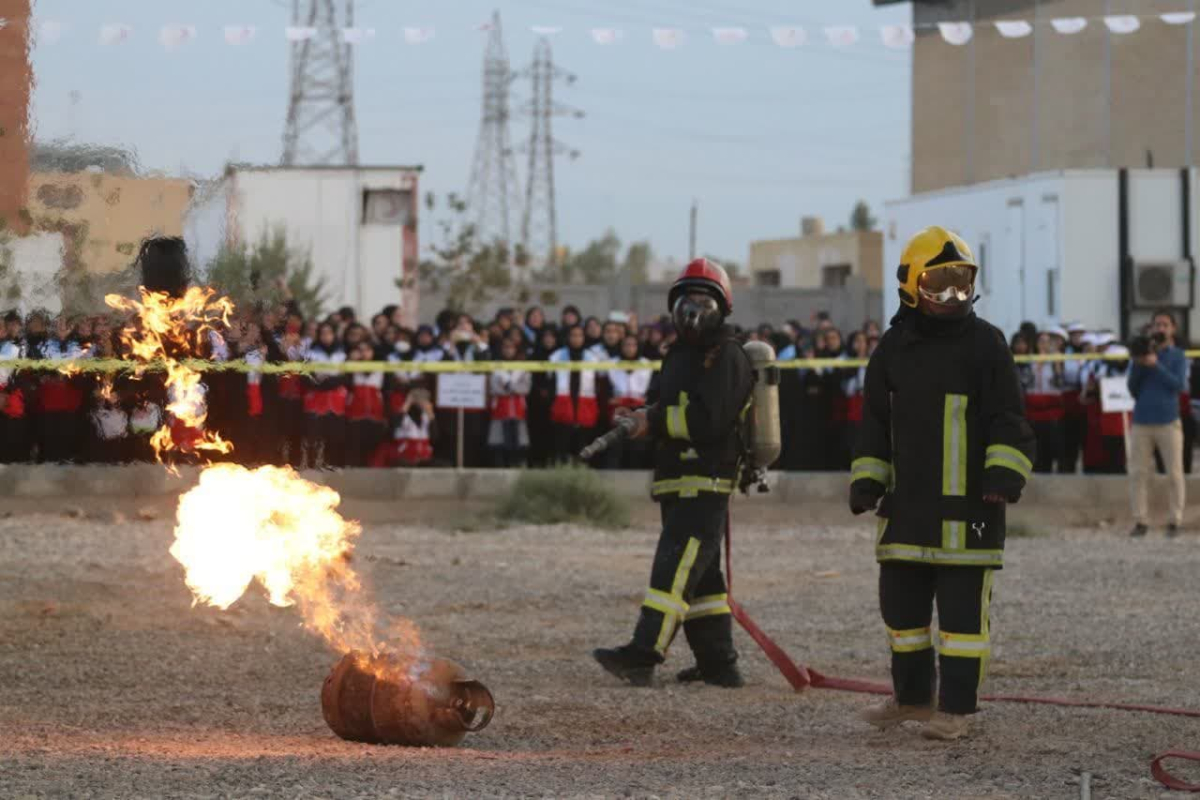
[{"xmin": 672, "ymin": 291, "xmax": 723, "ymax": 342}]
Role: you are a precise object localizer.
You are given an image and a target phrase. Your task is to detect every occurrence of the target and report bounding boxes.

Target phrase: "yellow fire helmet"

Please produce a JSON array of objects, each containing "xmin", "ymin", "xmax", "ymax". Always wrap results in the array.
[{"xmin": 896, "ymin": 226, "xmax": 978, "ymax": 308}]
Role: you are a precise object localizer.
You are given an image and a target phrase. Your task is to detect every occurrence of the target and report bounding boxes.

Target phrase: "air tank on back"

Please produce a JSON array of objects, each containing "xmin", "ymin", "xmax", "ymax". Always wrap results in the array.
[{"xmin": 742, "ymin": 341, "xmax": 782, "ymax": 476}]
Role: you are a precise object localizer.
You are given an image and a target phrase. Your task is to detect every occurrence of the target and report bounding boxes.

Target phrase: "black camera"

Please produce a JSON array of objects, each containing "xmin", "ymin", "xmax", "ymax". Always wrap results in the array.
[{"xmin": 1129, "ymin": 331, "xmax": 1167, "ymax": 358}]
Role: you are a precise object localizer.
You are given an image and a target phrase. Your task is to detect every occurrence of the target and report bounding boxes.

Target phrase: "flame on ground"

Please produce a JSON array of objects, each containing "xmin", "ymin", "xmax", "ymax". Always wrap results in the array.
[
  {"xmin": 105, "ymin": 287, "xmax": 234, "ymax": 462},
  {"xmin": 169, "ymin": 464, "xmax": 421, "ymax": 665}
]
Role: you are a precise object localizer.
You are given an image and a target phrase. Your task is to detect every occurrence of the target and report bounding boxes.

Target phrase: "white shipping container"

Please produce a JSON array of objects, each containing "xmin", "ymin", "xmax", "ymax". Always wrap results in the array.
[
  {"xmin": 883, "ymin": 169, "xmax": 1200, "ymax": 340},
  {"xmin": 194, "ymin": 166, "xmax": 422, "ymax": 324}
]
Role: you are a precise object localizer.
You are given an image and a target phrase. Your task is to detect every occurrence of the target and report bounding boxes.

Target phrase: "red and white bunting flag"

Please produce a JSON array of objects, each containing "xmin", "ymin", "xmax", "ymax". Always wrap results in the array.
[
  {"xmin": 1051, "ymin": 17, "xmax": 1087, "ymax": 35},
  {"xmin": 342, "ymin": 27, "xmax": 376, "ymax": 44},
  {"xmin": 770, "ymin": 26, "xmax": 806, "ymax": 47},
  {"xmin": 224, "ymin": 25, "xmax": 257, "ymax": 46},
  {"xmin": 531, "ymin": 25, "xmax": 562, "ymax": 36},
  {"xmin": 99, "ymin": 23, "xmax": 133, "ymax": 46},
  {"xmin": 160, "ymin": 24, "xmax": 197, "ymax": 50},
  {"xmin": 39, "ymin": 20, "xmax": 64, "ymax": 43},
  {"xmin": 994, "ymin": 20, "xmax": 1033, "ymax": 39},
  {"xmin": 476, "ymin": 20, "xmax": 494, "ymax": 32},
  {"xmin": 1104, "ymin": 15, "xmax": 1140, "ymax": 34},
  {"xmin": 591, "ymin": 28, "xmax": 622, "ymax": 45},
  {"xmin": 286, "ymin": 26, "xmax": 317, "ymax": 41},
  {"xmin": 880, "ymin": 24, "xmax": 914, "ymax": 49},
  {"xmin": 1162, "ymin": 12, "xmax": 1197, "ymax": 25},
  {"xmin": 712, "ymin": 27, "xmax": 748, "ymax": 45},
  {"xmin": 938, "ymin": 21, "xmax": 973, "ymax": 45},
  {"xmin": 404, "ymin": 27, "xmax": 435, "ymax": 44},
  {"xmin": 652, "ymin": 28, "xmax": 685, "ymax": 50},
  {"xmin": 824, "ymin": 25, "xmax": 859, "ymax": 47}
]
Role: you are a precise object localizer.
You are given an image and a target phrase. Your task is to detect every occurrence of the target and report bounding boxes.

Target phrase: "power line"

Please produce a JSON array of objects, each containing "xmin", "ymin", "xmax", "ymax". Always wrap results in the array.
[
  {"xmin": 281, "ymin": 0, "xmax": 359, "ymax": 165},
  {"xmin": 517, "ymin": 37, "xmax": 583, "ymax": 268}
]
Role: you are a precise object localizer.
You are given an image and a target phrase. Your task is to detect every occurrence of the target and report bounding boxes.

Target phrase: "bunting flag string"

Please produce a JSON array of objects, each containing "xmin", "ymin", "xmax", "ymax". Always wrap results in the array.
[{"xmin": 9, "ymin": 13, "xmax": 1200, "ymax": 51}]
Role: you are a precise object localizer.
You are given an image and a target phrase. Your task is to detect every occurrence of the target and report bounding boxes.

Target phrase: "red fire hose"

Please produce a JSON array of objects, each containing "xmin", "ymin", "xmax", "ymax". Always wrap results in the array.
[{"xmin": 722, "ymin": 512, "xmax": 1200, "ymax": 791}]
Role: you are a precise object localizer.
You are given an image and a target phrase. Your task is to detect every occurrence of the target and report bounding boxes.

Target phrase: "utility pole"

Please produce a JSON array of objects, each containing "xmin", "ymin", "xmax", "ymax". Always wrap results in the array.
[
  {"xmin": 466, "ymin": 11, "xmax": 522, "ymax": 254},
  {"xmin": 689, "ymin": 199, "xmax": 698, "ymax": 261},
  {"xmin": 281, "ymin": 0, "xmax": 359, "ymax": 166},
  {"xmin": 518, "ymin": 38, "xmax": 582, "ymax": 269}
]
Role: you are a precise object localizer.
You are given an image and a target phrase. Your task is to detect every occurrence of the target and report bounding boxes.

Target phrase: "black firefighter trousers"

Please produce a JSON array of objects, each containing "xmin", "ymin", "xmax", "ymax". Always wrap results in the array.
[
  {"xmin": 628, "ymin": 493, "xmax": 737, "ymax": 668},
  {"xmin": 880, "ymin": 562, "xmax": 995, "ymax": 715}
]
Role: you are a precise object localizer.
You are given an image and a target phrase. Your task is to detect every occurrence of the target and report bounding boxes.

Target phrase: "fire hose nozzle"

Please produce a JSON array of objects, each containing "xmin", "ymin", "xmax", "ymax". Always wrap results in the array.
[{"xmin": 579, "ymin": 415, "xmax": 638, "ymax": 460}]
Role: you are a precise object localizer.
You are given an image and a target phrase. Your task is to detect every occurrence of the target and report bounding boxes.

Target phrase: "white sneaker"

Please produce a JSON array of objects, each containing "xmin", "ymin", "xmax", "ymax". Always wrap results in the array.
[
  {"xmin": 859, "ymin": 698, "xmax": 934, "ymax": 730},
  {"xmin": 921, "ymin": 711, "xmax": 970, "ymax": 741}
]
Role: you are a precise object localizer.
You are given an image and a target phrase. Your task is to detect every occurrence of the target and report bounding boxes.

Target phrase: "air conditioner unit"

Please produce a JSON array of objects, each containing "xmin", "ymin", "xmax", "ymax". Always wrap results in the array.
[
  {"xmin": 1131, "ymin": 259, "xmax": 1193, "ymax": 309},
  {"xmin": 362, "ymin": 189, "xmax": 412, "ymax": 226}
]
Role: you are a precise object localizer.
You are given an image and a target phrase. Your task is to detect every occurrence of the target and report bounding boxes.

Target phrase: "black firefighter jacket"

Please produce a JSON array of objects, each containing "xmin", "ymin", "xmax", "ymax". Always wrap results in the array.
[
  {"xmin": 851, "ymin": 309, "xmax": 1036, "ymax": 569},
  {"xmin": 646, "ymin": 329, "xmax": 753, "ymax": 500}
]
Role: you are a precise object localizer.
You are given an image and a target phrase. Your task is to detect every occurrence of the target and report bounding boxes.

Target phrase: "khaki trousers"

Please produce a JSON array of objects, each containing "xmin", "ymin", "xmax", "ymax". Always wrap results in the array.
[{"xmin": 1130, "ymin": 420, "xmax": 1186, "ymax": 526}]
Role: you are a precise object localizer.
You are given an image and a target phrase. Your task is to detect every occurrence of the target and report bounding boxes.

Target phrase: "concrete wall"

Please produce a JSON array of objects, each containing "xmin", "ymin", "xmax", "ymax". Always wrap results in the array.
[
  {"xmin": 906, "ymin": 0, "xmax": 1200, "ymax": 193},
  {"xmin": 24, "ymin": 172, "xmax": 193, "ymax": 274},
  {"xmin": 0, "ymin": 231, "xmax": 66, "ymax": 312},
  {"xmin": 747, "ymin": 230, "xmax": 884, "ymax": 290},
  {"xmin": 0, "ymin": 465, "xmax": 1185, "ymax": 521},
  {"xmin": 418, "ymin": 280, "xmax": 885, "ymax": 332}
]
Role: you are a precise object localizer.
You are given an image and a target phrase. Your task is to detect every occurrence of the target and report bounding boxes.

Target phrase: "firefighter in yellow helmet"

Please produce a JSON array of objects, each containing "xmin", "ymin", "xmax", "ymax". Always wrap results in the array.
[{"xmin": 850, "ymin": 226, "xmax": 1036, "ymax": 740}]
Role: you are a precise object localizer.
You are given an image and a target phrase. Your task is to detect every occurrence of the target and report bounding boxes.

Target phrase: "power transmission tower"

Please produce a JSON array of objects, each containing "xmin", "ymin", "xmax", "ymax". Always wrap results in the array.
[
  {"xmin": 466, "ymin": 11, "xmax": 521, "ymax": 253},
  {"xmin": 519, "ymin": 38, "xmax": 582, "ymax": 269},
  {"xmin": 281, "ymin": 0, "xmax": 359, "ymax": 166}
]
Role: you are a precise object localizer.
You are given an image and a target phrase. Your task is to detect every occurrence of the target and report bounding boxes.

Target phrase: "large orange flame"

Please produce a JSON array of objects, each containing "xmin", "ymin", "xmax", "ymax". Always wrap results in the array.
[
  {"xmin": 105, "ymin": 287, "xmax": 234, "ymax": 462},
  {"xmin": 170, "ymin": 464, "xmax": 422, "ymax": 663}
]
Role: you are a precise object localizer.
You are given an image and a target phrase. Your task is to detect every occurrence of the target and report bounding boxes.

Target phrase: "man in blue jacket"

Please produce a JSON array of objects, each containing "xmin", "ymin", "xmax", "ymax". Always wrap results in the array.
[{"xmin": 1127, "ymin": 310, "xmax": 1189, "ymax": 538}]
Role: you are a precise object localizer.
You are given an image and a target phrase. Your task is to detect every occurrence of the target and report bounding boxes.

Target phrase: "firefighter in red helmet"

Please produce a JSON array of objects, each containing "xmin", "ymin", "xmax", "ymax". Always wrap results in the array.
[{"xmin": 593, "ymin": 258, "xmax": 754, "ymax": 688}]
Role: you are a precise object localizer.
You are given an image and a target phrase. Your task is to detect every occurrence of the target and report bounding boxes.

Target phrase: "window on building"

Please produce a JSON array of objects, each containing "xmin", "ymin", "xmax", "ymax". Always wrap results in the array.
[
  {"xmin": 1047, "ymin": 268, "xmax": 1059, "ymax": 317},
  {"xmin": 821, "ymin": 264, "xmax": 852, "ymax": 287},
  {"xmin": 756, "ymin": 270, "xmax": 781, "ymax": 287},
  {"xmin": 362, "ymin": 189, "xmax": 413, "ymax": 226}
]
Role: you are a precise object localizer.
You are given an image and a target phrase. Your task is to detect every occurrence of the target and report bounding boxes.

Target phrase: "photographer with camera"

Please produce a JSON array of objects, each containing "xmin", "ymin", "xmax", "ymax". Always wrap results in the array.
[{"xmin": 1127, "ymin": 311, "xmax": 1188, "ymax": 538}]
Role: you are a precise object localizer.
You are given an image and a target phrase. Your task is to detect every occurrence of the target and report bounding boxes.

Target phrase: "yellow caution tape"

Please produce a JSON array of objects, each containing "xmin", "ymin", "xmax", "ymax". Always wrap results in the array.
[{"xmin": 0, "ymin": 350, "xmax": 1179, "ymax": 375}]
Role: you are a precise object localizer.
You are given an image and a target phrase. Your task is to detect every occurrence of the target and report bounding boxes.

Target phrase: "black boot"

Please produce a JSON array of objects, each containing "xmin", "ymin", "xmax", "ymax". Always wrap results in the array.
[
  {"xmin": 592, "ymin": 645, "xmax": 660, "ymax": 687},
  {"xmin": 675, "ymin": 661, "xmax": 745, "ymax": 688}
]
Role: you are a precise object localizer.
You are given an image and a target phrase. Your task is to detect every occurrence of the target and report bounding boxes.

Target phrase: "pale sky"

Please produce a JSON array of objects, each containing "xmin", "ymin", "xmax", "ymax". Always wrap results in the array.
[{"xmin": 27, "ymin": 0, "xmax": 912, "ymax": 265}]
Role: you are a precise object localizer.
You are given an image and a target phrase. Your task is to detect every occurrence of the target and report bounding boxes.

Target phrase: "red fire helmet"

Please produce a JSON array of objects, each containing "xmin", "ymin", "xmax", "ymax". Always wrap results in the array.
[{"xmin": 668, "ymin": 258, "xmax": 733, "ymax": 316}]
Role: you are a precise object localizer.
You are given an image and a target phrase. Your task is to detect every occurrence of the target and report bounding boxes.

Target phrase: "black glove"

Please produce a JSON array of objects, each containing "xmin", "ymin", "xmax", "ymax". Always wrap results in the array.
[
  {"xmin": 849, "ymin": 478, "xmax": 886, "ymax": 516},
  {"xmin": 981, "ymin": 466, "xmax": 1024, "ymax": 503}
]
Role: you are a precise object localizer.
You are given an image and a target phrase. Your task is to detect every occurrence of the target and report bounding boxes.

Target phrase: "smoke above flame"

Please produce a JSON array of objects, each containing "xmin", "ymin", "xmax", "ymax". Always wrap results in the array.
[
  {"xmin": 170, "ymin": 464, "xmax": 421, "ymax": 661},
  {"xmin": 105, "ymin": 287, "xmax": 234, "ymax": 462}
]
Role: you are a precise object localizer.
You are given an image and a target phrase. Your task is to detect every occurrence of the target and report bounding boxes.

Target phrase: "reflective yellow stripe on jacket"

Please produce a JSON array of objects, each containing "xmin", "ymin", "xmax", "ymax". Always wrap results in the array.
[
  {"xmin": 876, "ymin": 543, "xmax": 1002, "ymax": 567},
  {"xmin": 942, "ymin": 394, "xmax": 968, "ymax": 496},
  {"xmin": 851, "ymin": 456, "xmax": 893, "ymax": 488},
  {"xmin": 651, "ymin": 476, "xmax": 734, "ymax": 498},
  {"xmin": 665, "ymin": 391, "xmax": 691, "ymax": 441},
  {"xmin": 985, "ymin": 444, "xmax": 1033, "ymax": 481}
]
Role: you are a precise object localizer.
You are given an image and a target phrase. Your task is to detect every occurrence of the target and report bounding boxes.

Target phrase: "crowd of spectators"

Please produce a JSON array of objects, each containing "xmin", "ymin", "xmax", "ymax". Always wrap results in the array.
[{"xmin": 0, "ymin": 299, "xmax": 1196, "ymax": 474}]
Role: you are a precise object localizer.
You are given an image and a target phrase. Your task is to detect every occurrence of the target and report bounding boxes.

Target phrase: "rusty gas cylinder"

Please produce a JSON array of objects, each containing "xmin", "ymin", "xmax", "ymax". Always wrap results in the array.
[{"xmin": 321, "ymin": 652, "xmax": 494, "ymax": 747}]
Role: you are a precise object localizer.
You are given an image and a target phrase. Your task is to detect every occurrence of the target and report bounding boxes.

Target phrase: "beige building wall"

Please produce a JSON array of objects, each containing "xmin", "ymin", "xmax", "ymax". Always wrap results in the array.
[
  {"xmin": 24, "ymin": 172, "xmax": 193, "ymax": 273},
  {"xmin": 748, "ymin": 229, "xmax": 884, "ymax": 290},
  {"xmin": 905, "ymin": 0, "xmax": 1200, "ymax": 193}
]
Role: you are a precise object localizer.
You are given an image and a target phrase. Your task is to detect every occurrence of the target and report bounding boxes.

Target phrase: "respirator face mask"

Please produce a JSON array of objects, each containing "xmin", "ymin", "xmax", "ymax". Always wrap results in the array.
[
  {"xmin": 672, "ymin": 291, "xmax": 722, "ymax": 340},
  {"xmin": 917, "ymin": 265, "xmax": 975, "ymax": 307}
]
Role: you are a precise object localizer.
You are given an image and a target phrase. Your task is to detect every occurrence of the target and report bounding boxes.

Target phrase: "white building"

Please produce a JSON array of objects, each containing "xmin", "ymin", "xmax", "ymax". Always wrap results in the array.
[
  {"xmin": 187, "ymin": 165, "xmax": 422, "ymax": 325},
  {"xmin": 883, "ymin": 168, "xmax": 1197, "ymax": 340}
]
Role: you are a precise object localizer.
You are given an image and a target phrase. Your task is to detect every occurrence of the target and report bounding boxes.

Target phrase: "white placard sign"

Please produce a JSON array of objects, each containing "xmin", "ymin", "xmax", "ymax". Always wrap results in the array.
[
  {"xmin": 437, "ymin": 373, "xmax": 487, "ymax": 410},
  {"xmin": 1100, "ymin": 376, "xmax": 1135, "ymax": 414}
]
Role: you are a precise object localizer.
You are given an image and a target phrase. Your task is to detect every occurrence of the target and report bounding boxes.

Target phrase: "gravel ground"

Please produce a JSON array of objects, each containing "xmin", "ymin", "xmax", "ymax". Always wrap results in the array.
[{"xmin": 0, "ymin": 500, "xmax": 1198, "ymax": 799}]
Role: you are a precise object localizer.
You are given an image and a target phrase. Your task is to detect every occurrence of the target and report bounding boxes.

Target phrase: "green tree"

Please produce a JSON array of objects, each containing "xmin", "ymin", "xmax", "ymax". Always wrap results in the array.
[
  {"xmin": 560, "ymin": 229, "xmax": 621, "ymax": 284},
  {"xmin": 622, "ymin": 240, "xmax": 653, "ymax": 285},
  {"xmin": 850, "ymin": 200, "xmax": 878, "ymax": 232},
  {"xmin": 205, "ymin": 227, "xmax": 328, "ymax": 319},
  {"xmin": 32, "ymin": 139, "xmax": 140, "ymax": 175},
  {"xmin": 416, "ymin": 193, "xmax": 513, "ymax": 313}
]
